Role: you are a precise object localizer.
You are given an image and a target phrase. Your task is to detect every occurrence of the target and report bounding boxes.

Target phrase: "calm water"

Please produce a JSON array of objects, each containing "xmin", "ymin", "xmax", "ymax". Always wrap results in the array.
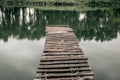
[{"xmin": 0, "ymin": 7, "xmax": 120, "ymax": 80}]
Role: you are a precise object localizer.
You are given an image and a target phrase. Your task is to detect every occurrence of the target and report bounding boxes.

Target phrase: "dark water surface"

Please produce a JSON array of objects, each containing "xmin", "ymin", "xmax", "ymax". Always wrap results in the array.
[{"xmin": 0, "ymin": 7, "xmax": 120, "ymax": 80}]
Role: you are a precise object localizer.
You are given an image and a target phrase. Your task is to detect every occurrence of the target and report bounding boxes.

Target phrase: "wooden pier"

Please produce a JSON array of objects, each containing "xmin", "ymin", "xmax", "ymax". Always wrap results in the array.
[{"xmin": 34, "ymin": 25, "xmax": 94, "ymax": 80}]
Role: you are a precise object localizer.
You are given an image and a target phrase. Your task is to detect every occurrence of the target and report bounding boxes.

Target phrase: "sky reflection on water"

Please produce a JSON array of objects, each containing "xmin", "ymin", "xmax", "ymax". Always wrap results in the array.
[
  {"xmin": 0, "ymin": 37, "xmax": 45, "ymax": 80},
  {"xmin": 80, "ymin": 35, "xmax": 120, "ymax": 80}
]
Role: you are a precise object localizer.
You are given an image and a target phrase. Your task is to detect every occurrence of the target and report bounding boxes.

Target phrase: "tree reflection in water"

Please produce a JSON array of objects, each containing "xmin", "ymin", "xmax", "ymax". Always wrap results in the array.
[{"xmin": 0, "ymin": 7, "xmax": 120, "ymax": 42}]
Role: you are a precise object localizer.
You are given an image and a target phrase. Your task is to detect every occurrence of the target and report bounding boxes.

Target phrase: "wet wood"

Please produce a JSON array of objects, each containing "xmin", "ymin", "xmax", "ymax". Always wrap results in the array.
[{"xmin": 34, "ymin": 26, "xmax": 94, "ymax": 80}]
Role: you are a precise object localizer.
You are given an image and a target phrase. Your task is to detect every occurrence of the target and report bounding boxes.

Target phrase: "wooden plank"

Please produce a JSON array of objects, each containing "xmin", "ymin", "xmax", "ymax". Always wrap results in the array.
[
  {"xmin": 46, "ymin": 35, "xmax": 75, "ymax": 38},
  {"xmin": 44, "ymin": 49, "xmax": 82, "ymax": 52},
  {"xmin": 46, "ymin": 34, "xmax": 75, "ymax": 37},
  {"xmin": 40, "ymin": 60, "xmax": 87, "ymax": 65},
  {"xmin": 37, "ymin": 67, "xmax": 92, "ymax": 73},
  {"xmin": 45, "ymin": 45, "xmax": 79, "ymax": 47},
  {"xmin": 41, "ymin": 55, "xmax": 85, "ymax": 59},
  {"xmin": 46, "ymin": 39, "xmax": 78, "ymax": 41},
  {"xmin": 80, "ymin": 71, "xmax": 94, "ymax": 76},
  {"xmin": 46, "ymin": 33, "xmax": 74, "ymax": 35},
  {"xmin": 36, "ymin": 71, "xmax": 93, "ymax": 78},
  {"xmin": 45, "ymin": 41, "xmax": 78, "ymax": 44},
  {"xmin": 38, "ymin": 64, "xmax": 89, "ymax": 69},
  {"xmin": 36, "ymin": 73, "xmax": 81, "ymax": 78},
  {"xmin": 45, "ymin": 44, "xmax": 79, "ymax": 46},
  {"xmin": 46, "ymin": 36, "xmax": 76, "ymax": 38},
  {"xmin": 42, "ymin": 52, "xmax": 83, "ymax": 56},
  {"xmin": 45, "ymin": 46, "xmax": 79, "ymax": 48},
  {"xmin": 44, "ymin": 49, "xmax": 82, "ymax": 53},
  {"xmin": 46, "ymin": 38, "xmax": 76, "ymax": 40},
  {"xmin": 45, "ymin": 42, "xmax": 79, "ymax": 44},
  {"xmin": 45, "ymin": 47, "xmax": 79, "ymax": 49},
  {"xmin": 45, "ymin": 44, "xmax": 79, "ymax": 47},
  {"xmin": 81, "ymin": 76, "xmax": 94, "ymax": 80},
  {"xmin": 40, "ymin": 56, "xmax": 88, "ymax": 61},
  {"xmin": 35, "ymin": 77, "xmax": 80, "ymax": 80},
  {"xmin": 45, "ymin": 40, "xmax": 78, "ymax": 43}
]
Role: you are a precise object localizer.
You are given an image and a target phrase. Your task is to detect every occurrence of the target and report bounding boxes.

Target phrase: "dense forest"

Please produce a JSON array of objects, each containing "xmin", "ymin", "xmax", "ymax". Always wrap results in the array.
[
  {"xmin": 0, "ymin": 7, "xmax": 120, "ymax": 42},
  {"xmin": 0, "ymin": 0, "xmax": 120, "ymax": 42}
]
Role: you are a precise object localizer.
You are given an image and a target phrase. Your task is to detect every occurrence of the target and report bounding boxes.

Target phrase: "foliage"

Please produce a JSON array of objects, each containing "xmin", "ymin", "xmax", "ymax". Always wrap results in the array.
[{"xmin": 0, "ymin": 7, "xmax": 120, "ymax": 42}]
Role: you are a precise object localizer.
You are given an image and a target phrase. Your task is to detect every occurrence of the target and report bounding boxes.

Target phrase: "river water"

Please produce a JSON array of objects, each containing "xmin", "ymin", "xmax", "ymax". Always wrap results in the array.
[{"xmin": 0, "ymin": 7, "xmax": 120, "ymax": 80}]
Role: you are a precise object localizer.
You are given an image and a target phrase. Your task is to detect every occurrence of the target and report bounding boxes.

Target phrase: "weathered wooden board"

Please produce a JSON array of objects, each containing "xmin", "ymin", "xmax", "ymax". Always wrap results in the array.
[
  {"xmin": 40, "ymin": 60, "xmax": 88, "ymax": 65},
  {"xmin": 37, "ymin": 67, "xmax": 92, "ymax": 73},
  {"xmin": 43, "ymin": 52, "xmax": 84, "ymax": 56},
  {"xmin": 40, "ymin": 57, "xmax": 88, "ymax": 61},
  {"xmin": 36, "ymin": 71, "xmax": 94, "ymax": 78},
  {"xmin": 38, "ymin": 64, "xmax": 89, "ymax": 69},
  {"xmin": 34, "ymin": 26, "xmax": 94, "ymax": 80}
]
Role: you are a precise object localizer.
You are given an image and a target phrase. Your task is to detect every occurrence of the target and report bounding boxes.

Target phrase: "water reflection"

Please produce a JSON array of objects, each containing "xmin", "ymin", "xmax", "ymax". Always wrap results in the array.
[
  {"xmin": 0, "ymin": 37, "xmax": 45, "ymax": 80},
  {"xmin": 0, "ymin": 7, "xmax": 120, "ymax": 42},
  {"xmin": 80, "ymin": 35, "xmax": 120, "ymax": 80},
  {"xmin": 0, "ymin": 7, "xmax": 45, "ymax": 42}
]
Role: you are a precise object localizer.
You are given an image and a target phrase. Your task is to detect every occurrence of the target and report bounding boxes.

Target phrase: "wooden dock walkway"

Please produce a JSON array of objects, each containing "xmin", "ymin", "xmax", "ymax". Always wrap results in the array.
[{"xmin": 34, "ymin": 25, "xmax": 94, "ymax": 80}]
